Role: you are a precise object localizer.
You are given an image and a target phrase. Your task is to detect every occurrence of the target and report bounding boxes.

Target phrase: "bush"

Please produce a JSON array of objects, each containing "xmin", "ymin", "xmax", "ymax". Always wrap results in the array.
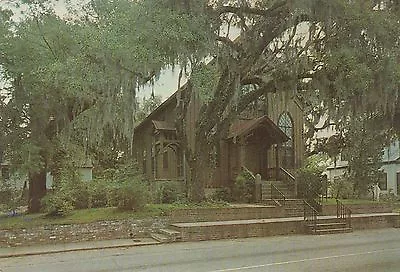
[
  {"xmin": 108, "ymin": 178, "xmax": 149, "ymax": 211},
  {"xmin": 41, "ymin": 187, "xmax": 75, "ymax": 216},
  {"xmin": 0, "ymin": 175, "xmax": 24, "ymax": 213},
  {"xmin": 42, "ymin": 170, "xmax": 89, "ymax": 215},
  {"xmin": 87, "ymin": 178, "xmax": 110, "ymax": 208},
  {"xmin": 296, "ymin": 155, "xmax": 327, "ymax": 200},
  {"xmin": 330, "ymin": 175, "xmax": 354, "ymax": 199},
  {"xmin": 208, "ymin": 187, "xmax": 232, "ymax": 202},
  {"xmin": 233, "ymin": 171, "xmax": 255, "ymax": 203},
  {"xmin": 153, "ymin": 181, "xmax": 186, "ymax": 204},
  {"xmin": 380, "ymin": 189, "xmax": 398, "ymax": 202}
]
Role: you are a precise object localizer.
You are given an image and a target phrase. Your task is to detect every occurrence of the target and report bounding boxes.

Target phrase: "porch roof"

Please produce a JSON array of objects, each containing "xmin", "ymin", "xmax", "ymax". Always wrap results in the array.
[{"xmin": 227, "ymin": 116, "xmax": 289, "ymax": 143}]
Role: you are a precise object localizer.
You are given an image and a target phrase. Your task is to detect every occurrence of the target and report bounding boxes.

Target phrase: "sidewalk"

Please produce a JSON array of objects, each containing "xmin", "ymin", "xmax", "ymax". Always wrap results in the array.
[{"xmin": 0, "ymin": 238, "xmax": 160, "ymax": 259}]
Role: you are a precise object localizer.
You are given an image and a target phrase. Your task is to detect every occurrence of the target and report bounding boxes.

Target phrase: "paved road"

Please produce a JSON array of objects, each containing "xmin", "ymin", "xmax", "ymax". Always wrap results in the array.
[{"xmin": 1, "ymin": 228, "xmax": 400, "ymax": 272}]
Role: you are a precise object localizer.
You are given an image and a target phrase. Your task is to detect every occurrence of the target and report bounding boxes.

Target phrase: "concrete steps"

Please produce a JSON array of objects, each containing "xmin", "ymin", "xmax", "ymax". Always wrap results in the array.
[
  {"xmin": 307, "ymin": 220, "xmax": 353, "ymax": 235},
  {"xmin": 151, "ymin": 228, "xmax": 182, "ymax": 243},
  {"xmin": 261, "ymin": 181, "xmax": 296, "ymax": 201},
  {"xmin": 284, "ymin": 199, "xmax": 305, "ymax": 217}
]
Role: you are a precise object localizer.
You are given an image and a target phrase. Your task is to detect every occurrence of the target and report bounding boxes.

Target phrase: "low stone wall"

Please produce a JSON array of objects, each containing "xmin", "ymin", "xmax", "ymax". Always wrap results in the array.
[
  {"xmin": 0, "ymin": 218, "xmax": 169, "ymax": 248},
  {"xmin": 174, "ymin": 219, "xmax": 304, "ymax": 241},
  {"xmin": 173, "ymin": 213, "xmax": 400, "ymax": 242},
  {"xmin": 169, "ymin": 206, "xmax": 286, "ymax": 223},
  {"xmin": 321, "ymin": 203, "xmax": 393, "ymax": 216},
  {"xmin": 352, "ymin": 214, "xmax": 400, "ymax": 230}
]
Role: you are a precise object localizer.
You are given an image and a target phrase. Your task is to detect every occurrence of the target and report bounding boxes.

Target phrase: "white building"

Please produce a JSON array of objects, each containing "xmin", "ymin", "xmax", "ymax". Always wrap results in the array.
[{"xmin": 326, "ymin": 140, "xmax": 400, "ymax": 196}]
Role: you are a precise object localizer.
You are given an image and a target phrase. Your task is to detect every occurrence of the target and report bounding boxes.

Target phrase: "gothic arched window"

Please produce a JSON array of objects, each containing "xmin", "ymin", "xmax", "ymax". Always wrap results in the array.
[{"xmin": 278, "ymin": 112, "xmax": 294, "ymax": 168}]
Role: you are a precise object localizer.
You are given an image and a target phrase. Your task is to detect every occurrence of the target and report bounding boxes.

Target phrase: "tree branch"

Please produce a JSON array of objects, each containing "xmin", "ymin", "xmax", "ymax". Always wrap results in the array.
[
  {"xmin": 216, "ymin": 36, "xmax": 243, "ymax": 55},
  {"xmin": 213, "ymin": 0, "xmax": 287, "ymax": 17}
]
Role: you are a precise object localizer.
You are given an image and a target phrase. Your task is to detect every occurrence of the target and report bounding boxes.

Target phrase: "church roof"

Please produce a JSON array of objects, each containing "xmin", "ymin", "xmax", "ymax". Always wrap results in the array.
[{"xmin": 227, "ymin": 115, "xmax": 289, "ymax": 143}]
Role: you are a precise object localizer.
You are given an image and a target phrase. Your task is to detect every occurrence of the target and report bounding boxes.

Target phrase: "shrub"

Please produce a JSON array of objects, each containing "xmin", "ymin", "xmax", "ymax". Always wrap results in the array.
[
  {"xmin": 380, "ymin": 189, "xmax": 398, "ymax": 202},
  {"xmin": 296, "ymin": 155, "xmax": 327, "ymax": 200},
  {"xmin": 41, "ymin": 188, "xmax": 75, "ymax": 216},
  {"xmin": 233, "ymin": 171, "xmax": 255, "ymax": 203},
  {"xmin": 42, "ymin": 169, "xmax": 89, "ymax": 215},
  {"xmin": 208, "ymin": 187, "xmax": 232, "ymax": 202},
  {"xmin": 87, "ymin": 178, "xmax": 110, "ymax": 208},
  {"xmin": 0, "ymin": 175, "xmax": 24, "ymax": 213},
  {"xmin": 329, "ymin": 175, "xmax": 354, "ymax": 199},
  {"xmin": 108, "ymin": 178, "xmax": 149, "ymax": 211}
]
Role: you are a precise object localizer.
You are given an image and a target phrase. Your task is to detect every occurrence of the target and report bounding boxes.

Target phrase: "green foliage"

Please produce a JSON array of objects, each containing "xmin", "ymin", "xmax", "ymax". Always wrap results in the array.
[
  {"xmin": 94, "ymin": 160, "xmax": 149, "ymax": 210},
  {"xmin": 330, "ymin": 175, "xmax": 354, "ymax": 199},
  {"xmin": 108, "ymin": 179, "xmax": 149, "ymax": 211},
  {"xmin": 207, "ymin": 187, "xmax": 233, "ymax": 203},
  {"xmin": 149, "ymin": 181, "xmax": 186, "ymax": 204},
  {"xmin": 41, "ymin": 170, "xmax": 89, "ymax": 216},
  {"xmin": 135, "ymin": 95, "xmax": 162, "ymax": 122},
  {"xmin": 380, "ymin": 189, "xmax": 399, "ymax": 202},
  {"xmin": 0, "ymin": 175, "xmax": 24, "ymax": 212},
  {"xmin": 191, "ymin": 64, "xmax": 219, "ymax": 104},
  {"xmin": 342, "ymin": 115, "xmax": 389, "ymax": 197},
  {"xmin": 297, "ymin": 155, "xmax": 327, "ymax": 200},
  {"xmin": 233, "ymin": 170, "xmax": 255, "ymax": 203},
  {"xmin": 87, "ymin": 178, "xmax": 109, "ymax": 208}
]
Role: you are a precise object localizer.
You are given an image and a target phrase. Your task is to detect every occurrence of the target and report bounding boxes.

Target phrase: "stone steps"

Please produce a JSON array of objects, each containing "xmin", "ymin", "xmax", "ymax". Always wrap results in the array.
[
  {"xmin": 314, "ymin": 227, "xmax": 353, "ymax": 235},
  {"xmin": 261, "ymin": 181, "xmax": 296, "ymax": 201},
  {"xmin": 151, "ymin": 228, "xmax": 182, "ymax": 243},
  {"xmin": 307, "ymin": 220, "xmax": 353, "ymax": 235}
]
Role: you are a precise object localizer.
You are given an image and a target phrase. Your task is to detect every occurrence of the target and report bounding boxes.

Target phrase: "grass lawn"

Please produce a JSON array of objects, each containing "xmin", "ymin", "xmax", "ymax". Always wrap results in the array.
[{"xmin": 0, "ymin": 202, "xmax": 227, "ymax": 230}]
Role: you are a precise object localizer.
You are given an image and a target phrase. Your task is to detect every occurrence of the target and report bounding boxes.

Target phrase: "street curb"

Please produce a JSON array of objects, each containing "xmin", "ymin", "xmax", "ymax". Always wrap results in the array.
[{"xmin": 0, "ymin": 240, "xmax": 161, "ymax": 259}]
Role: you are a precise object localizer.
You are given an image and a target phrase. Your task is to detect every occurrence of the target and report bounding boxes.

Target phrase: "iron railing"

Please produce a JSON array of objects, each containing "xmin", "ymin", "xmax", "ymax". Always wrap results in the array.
[
  {"xmin": 304, "ymin": 200, "xmax": 318, "ymax": 233},
  {"xmin": 304, "ymin": 187, "xmax": 323, "ymax": 212},
  {"xmin": 266, "ymin": 167, "xmax": 296, "ymax": 195},
  {"xmin": 271, "ymin": 183, "xmax": 286, "ymax": 205},
  {"xmin": 336, "ymin": 199, "xmax": 352, "ymax": 228}
]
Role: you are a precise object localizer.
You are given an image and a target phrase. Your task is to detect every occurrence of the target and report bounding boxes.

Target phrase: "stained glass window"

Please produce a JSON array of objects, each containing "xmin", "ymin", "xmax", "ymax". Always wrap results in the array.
[{"xmin": 278, "ymin": 112, "xmax": 294, "ymax": 168}]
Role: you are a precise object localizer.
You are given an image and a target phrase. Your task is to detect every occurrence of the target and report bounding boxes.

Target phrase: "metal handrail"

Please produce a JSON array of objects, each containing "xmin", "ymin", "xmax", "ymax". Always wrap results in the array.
[
  {"xmin": 336, "ymin": 199, "xmax": 352, "ymax": 228},
  {"xmin": 271, "ymin": 183, "xmax": 286, "ymax": 206},
  {"xmin": 304, "ymin": 187, "xmax": 323, "ymax": 212},
  {"xmin": 304, "ymin": 200, "xmax": 318, "ymax": 233},
  {"xmin": 280, "ymin": 167, "xmax": 295, "ymax": 181},
  {"xmin": 279, "ymin": 167, "xmax": 296, "ymax": 196},
  {"xmin": 241, "ymin": 166, "xmax": 256, "ymax": 180}
]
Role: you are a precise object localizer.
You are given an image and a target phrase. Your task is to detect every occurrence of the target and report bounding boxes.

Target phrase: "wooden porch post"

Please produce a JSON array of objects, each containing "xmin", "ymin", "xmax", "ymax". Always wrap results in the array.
[{"xmin": 275, "ymin": 144, "xmax": 279, "ymax": 180}]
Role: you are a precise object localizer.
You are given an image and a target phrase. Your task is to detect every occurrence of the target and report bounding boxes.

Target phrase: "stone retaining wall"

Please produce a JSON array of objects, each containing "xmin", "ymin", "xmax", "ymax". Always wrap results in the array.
[
  {"xmin": 352, "ymin": 214, "xmax": 400, "ymax": 230},
  {"xmin": 321, "ymin": 203, "xmax": 393, "ymax": 216},
  {"xmin": 0, "ymin": 218, "xmax": 169, "ymax": 248},
  {"xmin": 174, "ymin": 214, "xmax": 400, "ymax": 242},
  {"xmin": 175, "ymin": 220, "xmax": 304, "ymax": 241},
  {"xmin": 169, "ymin": 206, "xmax": 285, "ymax": 223}
]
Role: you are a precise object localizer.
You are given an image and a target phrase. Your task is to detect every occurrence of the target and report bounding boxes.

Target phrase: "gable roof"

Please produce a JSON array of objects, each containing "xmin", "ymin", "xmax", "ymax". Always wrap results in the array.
[
  {"xmin": 227, "ymin": 115, "xmax": 289, "ymax": 143},
  {"xmin": 134, "ymin": 90, "xmax": 179, "ymax": 133}
]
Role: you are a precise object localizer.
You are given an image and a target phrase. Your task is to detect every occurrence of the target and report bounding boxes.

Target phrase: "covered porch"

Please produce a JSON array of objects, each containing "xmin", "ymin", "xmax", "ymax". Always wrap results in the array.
[{"xmin": 225, "ymin": 115, "xmax": 290, "ymax": 181}]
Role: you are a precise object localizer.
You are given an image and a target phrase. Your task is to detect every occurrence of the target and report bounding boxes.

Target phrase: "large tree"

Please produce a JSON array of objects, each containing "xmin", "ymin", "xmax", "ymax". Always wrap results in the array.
[
  {"xmin": 1, "ymin": 0, "xmax": 400, "ymax": 206},
  {"xmin": 0, "ymin": 0, "xmax": 213, "ymax": 211},
  {"xmin": 178, "ymin": 0, "xmax": 400, "ymax": 201}
]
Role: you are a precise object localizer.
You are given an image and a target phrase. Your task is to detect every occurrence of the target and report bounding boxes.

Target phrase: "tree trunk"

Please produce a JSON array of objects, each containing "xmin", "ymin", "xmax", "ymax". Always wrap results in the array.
[
  {"xmin": 187, "ymin": 124, "xmax": 217, "ymax": 202},
  {"xmin": 28, "ymin": 170, "xmax": 47, "ymax": 213},
  {"xmin": 188, "ymin": 160, "xmax": 206, "ymax": 202}
]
